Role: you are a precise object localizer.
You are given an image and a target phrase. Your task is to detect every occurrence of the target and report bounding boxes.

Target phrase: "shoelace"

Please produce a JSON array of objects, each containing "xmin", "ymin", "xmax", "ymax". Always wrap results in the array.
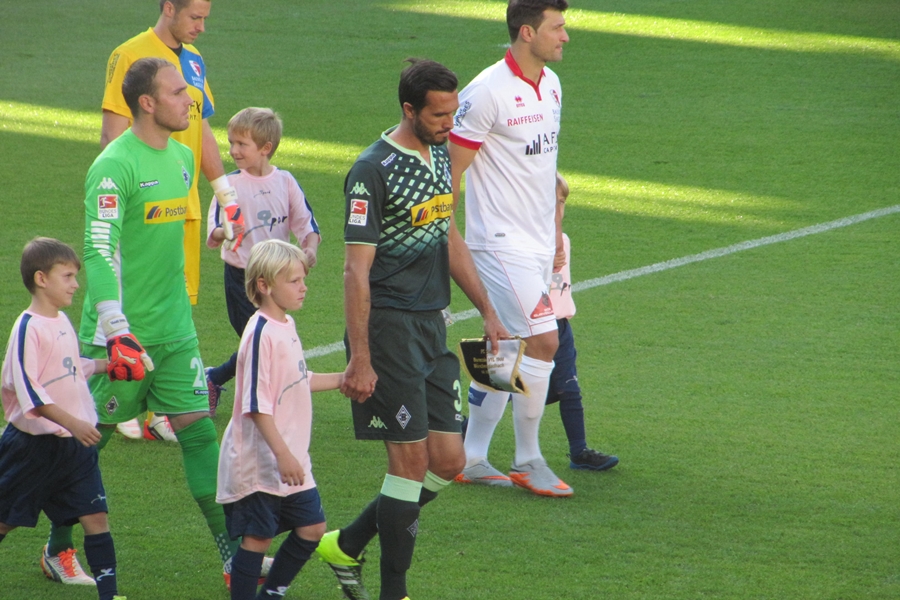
[{"xmin": 58, "ymin": 549, "xmax": 80, "ymax": 577}]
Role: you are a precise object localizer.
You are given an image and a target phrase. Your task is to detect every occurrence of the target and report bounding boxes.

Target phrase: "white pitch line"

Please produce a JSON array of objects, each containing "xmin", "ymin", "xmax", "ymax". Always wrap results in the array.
[{"xmin": 305, "ymin": 205, "xmax": 900, "ymax": 359}]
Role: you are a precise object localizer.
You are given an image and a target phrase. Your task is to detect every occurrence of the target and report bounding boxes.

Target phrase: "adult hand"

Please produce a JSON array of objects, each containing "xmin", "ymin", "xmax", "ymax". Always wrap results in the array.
[
  {"xmin": 483, "ymin": 312, "xmax": 510, "ymax": 355},
  {"xmin": 340, "ymin": 356, "xmax": 377, "ymax": 402}
]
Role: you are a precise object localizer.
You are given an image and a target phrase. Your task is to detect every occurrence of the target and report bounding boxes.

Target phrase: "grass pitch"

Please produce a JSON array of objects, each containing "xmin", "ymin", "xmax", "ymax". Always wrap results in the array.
[{"xmin": 1, "ymin": 1, "xmax": 898, "ymax": 598}]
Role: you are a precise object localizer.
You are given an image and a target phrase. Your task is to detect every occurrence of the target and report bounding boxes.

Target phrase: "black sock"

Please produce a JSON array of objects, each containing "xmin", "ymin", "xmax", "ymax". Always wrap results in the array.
[
  {"xmin": 339, "ymin": 496, "xmax": 379, "ymax": 559},
  {"xmin": 230, "ymin": 547, "xmax": 264, "ymax": 600},
  {"xmin": 256, "ymin": 532, "xmax": 318, "ymax": 598},
  {"xmin": 418, "ymin": 488, "xmax": 438, "ymax": 507},
  {"xmin": 84, "ymin": 532, "xmax": 118, "ymax": 600},
  {"xmin": 377, "ymin": 494, "xmax": 421, "ymax": 600}
]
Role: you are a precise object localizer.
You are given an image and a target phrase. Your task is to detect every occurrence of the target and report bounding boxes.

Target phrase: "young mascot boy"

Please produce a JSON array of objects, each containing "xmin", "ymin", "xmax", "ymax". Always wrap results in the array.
[
  {"xmin": 205, "ymin": 107, "xmax": 321, "ymax": 416},
  {"xmin": 0, "ymin": 237, "xmax": 125, "ymax": 600},
  {"xmin": 217, "ymin": 239, "xmax": 343, "ymax": 599}
]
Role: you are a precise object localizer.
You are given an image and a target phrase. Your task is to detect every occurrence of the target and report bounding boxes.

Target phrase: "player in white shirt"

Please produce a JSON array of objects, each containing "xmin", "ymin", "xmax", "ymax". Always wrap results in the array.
[
  {"xmin": 449, "ymin": 0, "xmax": 573, "ymax": 496},
  {"xmin": 217, "ymin": 239, "xmax": 343, "ymax": 599}
]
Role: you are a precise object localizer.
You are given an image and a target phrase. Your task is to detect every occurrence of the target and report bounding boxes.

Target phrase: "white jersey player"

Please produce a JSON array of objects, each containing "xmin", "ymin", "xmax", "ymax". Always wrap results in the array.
[{"xmin": 450, "ymin": 0, "xmax": 573, "ymax": 497}]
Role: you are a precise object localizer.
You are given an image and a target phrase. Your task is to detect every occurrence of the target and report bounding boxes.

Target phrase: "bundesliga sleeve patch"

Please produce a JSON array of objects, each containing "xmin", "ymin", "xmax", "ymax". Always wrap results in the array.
[
  {"xmin": 348, "ymin": 199, "xmax": 368, "ymax": 226},
  {"xmin": 98, "ymin": 195, "xmax": 119, "ymax": 220}
]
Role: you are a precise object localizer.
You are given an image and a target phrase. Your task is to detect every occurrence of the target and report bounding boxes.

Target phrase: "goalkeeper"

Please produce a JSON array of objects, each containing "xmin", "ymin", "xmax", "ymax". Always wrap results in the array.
[{"xmin": 42, "ymin": 57, "xmax": 240, "ymax": 586}]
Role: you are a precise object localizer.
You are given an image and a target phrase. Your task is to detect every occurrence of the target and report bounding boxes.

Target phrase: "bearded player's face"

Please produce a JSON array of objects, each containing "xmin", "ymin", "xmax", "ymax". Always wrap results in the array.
[{"xmin": 412, "ymin": 90, "xmax": 459, "ymax": 147}]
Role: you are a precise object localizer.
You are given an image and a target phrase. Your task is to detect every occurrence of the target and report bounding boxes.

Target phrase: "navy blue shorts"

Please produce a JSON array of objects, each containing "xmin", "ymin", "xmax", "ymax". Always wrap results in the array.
[
  {"xmin": 547, "ymin": 318, "xmax": 582, "ymax": 404},
  {"xmin": 224, "ymin": 264, "xmax": 258, "ymax": 338},
  {"xmin": 223, "ymin": 487, "xmax": 325, "ymax": 540},
  {"xmin": 0, "ymin": 424, "xmax": 108, "ymax": 528}
]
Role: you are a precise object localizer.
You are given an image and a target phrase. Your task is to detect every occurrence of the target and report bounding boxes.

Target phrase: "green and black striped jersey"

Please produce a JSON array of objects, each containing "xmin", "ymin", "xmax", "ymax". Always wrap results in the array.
[{"xmin": 344, "ymin": 129, "xmax": 452, "ymax": 311}]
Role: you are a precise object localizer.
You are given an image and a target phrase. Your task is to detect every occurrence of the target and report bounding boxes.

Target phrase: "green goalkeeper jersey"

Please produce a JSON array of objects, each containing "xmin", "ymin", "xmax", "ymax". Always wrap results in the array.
[{"xmin": 80, "ymin": 129, "xmax": 196, "ymax": 347}]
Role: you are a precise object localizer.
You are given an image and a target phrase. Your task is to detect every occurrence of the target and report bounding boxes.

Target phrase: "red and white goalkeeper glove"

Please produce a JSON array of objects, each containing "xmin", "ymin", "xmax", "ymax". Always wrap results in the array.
[
  {"xmin": 106, "ymin": 334, "xmax": 154, "ymax": 381},
  {"xmin": 212, "ymin": 175, "xmax": 245, "ymax": 251},
  {"xmin": 222, "ymin": 202, "xmax": 244, "ymax": 251},
  {"xmin": 97, "ymin": 301, "xmax": 154, "ymax": 381}
]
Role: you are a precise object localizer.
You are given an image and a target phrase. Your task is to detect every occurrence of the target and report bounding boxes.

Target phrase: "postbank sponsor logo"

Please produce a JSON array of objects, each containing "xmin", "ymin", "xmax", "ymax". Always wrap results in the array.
[
  {"xmin": 144, "ymin": 197, "xmax": 189, "ymax": 223},
  {"xmin": 411, "ymin": 194, "xmax": 452, "ymax": 227}
]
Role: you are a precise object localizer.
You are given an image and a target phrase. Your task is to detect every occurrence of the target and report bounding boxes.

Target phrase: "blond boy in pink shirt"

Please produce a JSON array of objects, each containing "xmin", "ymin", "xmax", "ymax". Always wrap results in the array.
[{"xmin": 217, "ymin": 239, "xmax": 343, "ymax": 599}]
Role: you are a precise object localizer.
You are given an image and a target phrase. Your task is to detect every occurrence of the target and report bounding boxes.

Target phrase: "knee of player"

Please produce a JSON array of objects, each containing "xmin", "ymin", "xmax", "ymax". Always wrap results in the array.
[
  {"xmin": 78, "ymin": 512, "xmax": 110, "ymax": 535},
  {"xmin": 297, "ymin": 521, "xmax": 327, "ymax": 542}
]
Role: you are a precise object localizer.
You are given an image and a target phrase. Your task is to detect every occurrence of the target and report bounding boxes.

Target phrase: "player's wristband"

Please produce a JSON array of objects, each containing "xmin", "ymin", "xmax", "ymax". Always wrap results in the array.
[{"xmin": 96, "ymin": 300, "xmax": 130, "ymax": 337}]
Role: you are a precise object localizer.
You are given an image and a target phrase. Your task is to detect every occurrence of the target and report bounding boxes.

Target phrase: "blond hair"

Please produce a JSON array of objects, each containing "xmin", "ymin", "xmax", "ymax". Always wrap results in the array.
[
  {"xmin": 228, "ymin": 107, "xmax": 283, "ymax": 158},
  {"xmin": 245, "ymin": 239, "xmax": 309, "ymax": 307}
]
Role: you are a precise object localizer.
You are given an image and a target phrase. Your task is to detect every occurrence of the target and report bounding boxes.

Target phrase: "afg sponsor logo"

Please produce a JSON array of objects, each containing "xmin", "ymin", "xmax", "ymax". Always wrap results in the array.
[
  {"xmin": 411, "ymin": 194, "xmax": 452, "ymax": 227},
  {"xmin": 348, "ymin": 199, "xmax": 368, "ymax": 226},
  {"xmin": 144, "ymin": 197, "xmax": 188, "ymax": 224},
  {"xmin": 98, "ymin": 195, "xmax": 119, "ymax": 220}
]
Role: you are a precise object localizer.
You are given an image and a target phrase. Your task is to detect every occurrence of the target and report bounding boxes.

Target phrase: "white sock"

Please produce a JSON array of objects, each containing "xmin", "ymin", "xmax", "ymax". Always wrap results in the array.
[
  {"xmin": 463, "ymin": 383, "xmax": 510, "ymax": 467},
  {"xmin": 511, "ymin": 355, "xmax": 554, "ymax": 466}
]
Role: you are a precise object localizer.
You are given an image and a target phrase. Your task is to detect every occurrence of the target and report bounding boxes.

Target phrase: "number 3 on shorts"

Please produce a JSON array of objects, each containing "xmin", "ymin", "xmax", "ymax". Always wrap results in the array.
[{"xmin": 453, "ymin": 380, "xmax": 463, "ymax": 412}]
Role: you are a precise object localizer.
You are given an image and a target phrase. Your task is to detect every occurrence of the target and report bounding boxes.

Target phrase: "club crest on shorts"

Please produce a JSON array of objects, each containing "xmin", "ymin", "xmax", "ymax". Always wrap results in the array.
[
  {"xmin": 407, "ymin": 518, "xmax": 419, "ymax": 538},
  {"xmin": 530, "ymin": 292, "xmax": 554, "ymax": 319},
  {"xmin": 396, "ymin": 405, "xmax": 411, "ymax": 429},
  {"xmin": 105, "ymin": 396, "xmax": 119, "ymax": 416}
]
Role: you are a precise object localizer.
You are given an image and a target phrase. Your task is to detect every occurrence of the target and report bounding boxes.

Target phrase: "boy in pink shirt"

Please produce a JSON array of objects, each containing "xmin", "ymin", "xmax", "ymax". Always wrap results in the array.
[
  {"xmin": 0, "ymin": 238, "xmax": 125, "ymax": 600},
  {"xmin": 217, "ymin": 239, "xmax": 343, "ymax": 599},
  {"xmin": 205, "ymin": 107, "xmax": 321, "ymax": 416}
]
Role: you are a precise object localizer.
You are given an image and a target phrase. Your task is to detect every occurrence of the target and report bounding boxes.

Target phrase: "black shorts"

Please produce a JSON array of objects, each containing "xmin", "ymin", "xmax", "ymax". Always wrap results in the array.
[
  {"xmin": 348, "ymin": 308, "xmax": 463, "ymax": 441},
  {"xmin": 547, "ymin": 318, "xmax": 581, "ymax": 404},
  {"xmin": 0, "ymin": 424, "xmax": 108, "ymax": 528},
  {"xmin": 223, "ymin": 488, "xmax": 325, "ymax": 540}
]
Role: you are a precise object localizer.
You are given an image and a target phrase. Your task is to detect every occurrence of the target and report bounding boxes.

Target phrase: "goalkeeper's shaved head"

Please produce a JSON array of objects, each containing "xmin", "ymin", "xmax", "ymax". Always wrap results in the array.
[{"xmin": 122, "ymin": 57, "xmax": 176, "ymax": 116}]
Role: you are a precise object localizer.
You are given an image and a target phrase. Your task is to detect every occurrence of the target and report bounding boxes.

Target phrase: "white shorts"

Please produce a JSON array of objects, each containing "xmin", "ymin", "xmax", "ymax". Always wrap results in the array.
[{"xmin": 471, "ymin": 249, "xmax": 558, "ymax": 338}]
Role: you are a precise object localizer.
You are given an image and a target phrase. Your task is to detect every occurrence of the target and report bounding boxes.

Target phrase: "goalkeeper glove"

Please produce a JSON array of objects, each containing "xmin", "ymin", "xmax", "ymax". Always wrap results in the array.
[
  {"xmin": 106, "ymin": 334, "xmax": 154, "ymax": 381},
  {"xmin": 222, "ymin": 202, "xmax": 244, "ymax": 251},
  {"xmin": 97, "ymin": 301, "xmax": 154, "ymax": 381},
  {"xmin": 212, "ymin": 175, "xmax": 245, "ymax": 251}
]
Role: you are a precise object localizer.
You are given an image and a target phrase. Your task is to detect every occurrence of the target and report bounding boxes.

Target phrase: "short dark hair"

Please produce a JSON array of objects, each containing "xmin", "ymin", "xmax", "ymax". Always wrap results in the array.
[
  {"xmin": 21, "ymin": 237, "xmax": 80, "ymax": 294},
  {"xmin": 398, "ymin": 58, "xmax": 458, "ymax": 113},
  {"xmin": 159, "ymin": 0, "xmax": 207, "ymax": 14},
  {"xmin": 122, "ymin": 57, "xmax": 174, "ymax": 116},
  {"xmin": 507, "ymin": 0, "xmax": 569, "ymax": 42}
]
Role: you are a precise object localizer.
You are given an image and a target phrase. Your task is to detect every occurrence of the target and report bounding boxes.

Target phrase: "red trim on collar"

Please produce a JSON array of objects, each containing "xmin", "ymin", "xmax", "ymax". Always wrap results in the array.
[
  {"xmin": 504, "ymin": 49, "xmax": 545, "ymax": 100},
  {"xmin": 449, "ymin": 131, "xmax": 482, "ymax": 150}
]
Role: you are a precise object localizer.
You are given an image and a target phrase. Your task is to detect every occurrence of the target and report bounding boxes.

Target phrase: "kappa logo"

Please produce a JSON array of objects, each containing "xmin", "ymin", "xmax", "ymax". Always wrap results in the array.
[
  {"xmin": 369, "ymin": 416, "xmax": 387, "ymax": 429},
  {"xmin": 350, "ymin": 181, "xmax": 371, "ymax": 196},
  {"xmin": 348, "ymin": 199, "xmax": 368, "ymax": 226},
  {"xmin": 381, "ymin": 153, "xmax": 397, "ymax": 167},
  {"xmin": 139, "ymin": 179, "xmax": 159, "ymax": 188},
  {"xmin": 97, "ymin": 177, "xmax": 118, "ymax": 190}
]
